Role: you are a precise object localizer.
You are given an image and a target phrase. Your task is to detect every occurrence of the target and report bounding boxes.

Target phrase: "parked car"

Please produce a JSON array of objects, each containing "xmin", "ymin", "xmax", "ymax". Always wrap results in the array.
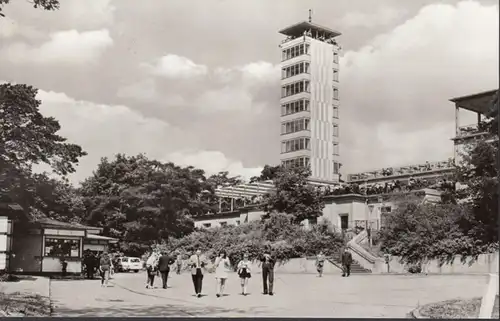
[{"xmin": 117, "ymin": 257, "xmax": 143, "ymax": 273}]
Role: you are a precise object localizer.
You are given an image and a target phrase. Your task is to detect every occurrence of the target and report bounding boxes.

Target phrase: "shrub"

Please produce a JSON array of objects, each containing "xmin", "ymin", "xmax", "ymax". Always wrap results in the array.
[{"xmin": 158, "ymin": 213, "xmax": 344, "ymax": 269}]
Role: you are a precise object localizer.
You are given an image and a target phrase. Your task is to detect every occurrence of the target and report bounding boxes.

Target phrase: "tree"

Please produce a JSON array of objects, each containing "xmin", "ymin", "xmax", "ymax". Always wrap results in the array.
[
  {"xmin": 79, "ymin": 154, "xmax": 216, "ymax": 252},
  {"xmin": 0, "ymin": 84, "xmax": 86, "ymax": 218},
  {"xmin": 206, "ymin": 171, "xmax": 242, "ymax": 189},
  {"xmin": 262, "ymin": 166, "xmax": 324, "ymax": 224},
  {"xmin": 377, "ymin": 199, "xmax": 478, "ymax": 265},
  {"xmin": 29, "ymin": 173, "xmax": 85, "ymax": 223},
  {"xmin": 0, "ymin": 84, "xmax": 86, "ymax": 175},
  {"xmin": 454, "ymin": 92, "xmax": 498, "ymax": 248},
  {"xmin": 250, "ymin": 165, "xmax": 280, "ymax": 183},
  {"xmin": 0, "ymin": 0, "xmax": 59, "ymax": 17}
]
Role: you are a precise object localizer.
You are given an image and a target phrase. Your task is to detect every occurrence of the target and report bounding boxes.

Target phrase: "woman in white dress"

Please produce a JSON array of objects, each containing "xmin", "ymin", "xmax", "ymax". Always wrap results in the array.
[
  {"xmin": 237, "ymin": 253, "xmax": 252, "ymax": 296},
  {"xmin": 214, "ymin": 251, "xmax": 231, "ymax": 297}
]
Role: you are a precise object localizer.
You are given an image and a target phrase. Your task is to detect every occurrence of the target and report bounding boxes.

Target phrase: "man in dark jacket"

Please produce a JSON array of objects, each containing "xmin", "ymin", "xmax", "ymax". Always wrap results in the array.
[
  {"xmin": 341, "ymin": 248, "xmax": 353, "ymax": 277},
  {"xmin": 158, "ymin": 251, "xmax": 175, "ymax": 289},
  {"xmin": 260, "ymin": 248, "xmax": 275, "ymax": 295}
]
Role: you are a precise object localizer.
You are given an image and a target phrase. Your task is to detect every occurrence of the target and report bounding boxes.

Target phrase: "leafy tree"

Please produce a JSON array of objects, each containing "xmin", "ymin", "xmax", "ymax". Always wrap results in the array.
[
  {"xmin": 250, "ymin": 165, "xmax": 280, "ymax": 183},
  {"xmin": 0, "ymin": 83, "xmax": 86, "ymax": 219},
  {"xmin": 80, "ymin": 154, "xmax": 217, "ymax": 253},
  {"xmin": 454, "ymin": 92, "xmax": 499, "ymax": 248},
  {"xmin": 0, "ymin": 84, "xmax": 86, "ymax": 175},
  {"xmin": 262, "ymin": 166, "xmax": 324, "ymax": 224},
  {"xmin": 0, "ymin": 0, "xmax": 59, "ymax": 17},
  {"xmin": 206, "ymin": 171, "xmax": 242, "ymax": 188},
  {"xmin": 377, "ymin": 200, "xmax": 480, "ymax": 265},
  {"xmin": 29, "ymin": 173, "xmax": 85, "ymax": 223}
]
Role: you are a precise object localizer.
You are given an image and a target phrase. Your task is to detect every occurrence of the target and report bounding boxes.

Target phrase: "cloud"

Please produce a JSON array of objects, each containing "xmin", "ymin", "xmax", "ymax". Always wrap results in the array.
[
  {"xmin": 339, "ymin": 7, "xmax": 408, "ymax": 28},
  {"xmin": 143, "ymin": 54, "xmax": 208, "ymax": 79},
  {"xmin": 167, "ymin": 150, "xmax": 263, "ymax": 180},
  {"xmin": 339, "ymin": 0, "xmax": 499, "ymax": 173},
  {"xmin": 3, "ymin": 29, "xmax": 113, "ymax": 64},
  {"xmin": 35, "ymin": 88, "xmax": 261, "ymax": 185}
]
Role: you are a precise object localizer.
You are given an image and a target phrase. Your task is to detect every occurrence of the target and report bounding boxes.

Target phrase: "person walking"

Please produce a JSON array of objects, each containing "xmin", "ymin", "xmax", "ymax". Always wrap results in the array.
[
  {"xmin": 341, "ymin": 248, "xmax": 353, "ymax": 277},
  {"xmin": 175, "ymin": 253, "xmax": 183, "ymax": 275},
  {"xmin": 99, "ymin": 252, "xmax": 112, "ymax": 287},
  {"xmin": 83, "ymin": 251, "xmax": 94, "ymax": 279},
  {"xmin": 213, "ymin": 251, "xmax": 231, "ymax": 298},
  {"xmin": 260, "ymin": 248, "xmax": 275, "ymax": 295},
  {"xmin": 145, "ymin": 252, "xmax": 160, "ymax": 289},
  {"xmin": 189, "ymin": 249, "xmax": 208, "ymax": 297},
  {"xmin": 158, "ymin": 251, "xmax": 175, "ymax": 289},
  {"xmin": 316, "ymin": 251, "xmax": 325, "ymax": 277},
  {"xmin": 237, "ymin": 253, "xmax": 252, "ymax": 296}
]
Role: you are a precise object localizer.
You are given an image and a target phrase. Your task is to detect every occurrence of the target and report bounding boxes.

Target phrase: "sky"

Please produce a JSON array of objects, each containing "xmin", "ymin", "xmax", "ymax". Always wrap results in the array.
[{"xmin": 0, "ymin": 0, "xmax": 498, "ymax": 185}]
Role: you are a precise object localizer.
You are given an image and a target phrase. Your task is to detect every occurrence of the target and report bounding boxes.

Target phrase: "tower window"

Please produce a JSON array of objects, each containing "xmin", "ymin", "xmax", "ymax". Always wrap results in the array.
[
  {"xmin": 333, "ymin": 52, "xmax": 339, "ymax": 64},
  {"xmin": 333, "ymin": 105, "xmax": 339, "ymax": 119},
  {"xmin": 333, "ymin": 87, "xmax": 339, "ymax": 100},
  {"xmin": 282, "ymin": 156, "xmax": 310, "ymax": 169},
  {"xmin": 332, "ymin": 124, "xmax": 339, "ymax": 137},
  {"xmin": 281, "ymin": 137, "xmax": 311, "ymax": 153},
  {"xmin": 333, "ymin": 161, "xmax": 340, "ymax": 174},
  {"xmin": 282, "ymin": 43, "xmax": 310, "ymax": 62},
  {"xmin": 333, "ymin": 142, "xmax": 340, "ymax": 156},
  {"xmin": 282, "ymin": 61, "xmax": 310, "ymax": 79},
  {"xmin": 282, "ymin": 80, "xmax": 310, "ymax": 98},
  {"xmin": 281, "ymin": 118, "xmax": 311, "ymax": 135},
  {"xmin": 333, "ymin": 69, "xmax": 339, "ymax": 82},
  {"xmin": 281, "ymin": 99, "xmax": 310, "ymax": 116}
]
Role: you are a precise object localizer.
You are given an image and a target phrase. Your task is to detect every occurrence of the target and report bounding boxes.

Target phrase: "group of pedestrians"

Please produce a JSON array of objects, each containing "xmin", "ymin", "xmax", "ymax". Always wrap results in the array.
[
  {"xmin": 142, "ymin": 248, "xmax": 275, "ymax": 298},
  {"xmin": 129, "ymin": 247, "xmax": 353, "ymax": 297}
]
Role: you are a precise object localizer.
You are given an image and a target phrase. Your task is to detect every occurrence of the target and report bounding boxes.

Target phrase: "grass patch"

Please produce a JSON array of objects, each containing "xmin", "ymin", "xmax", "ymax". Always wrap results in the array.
[
  {"xmin": 0, "ymin": 292, "xmax": 51, "ymax": 316},
  {"xmin": 418, "ymin": 297, "xmax": 483, "ymax": 319}
]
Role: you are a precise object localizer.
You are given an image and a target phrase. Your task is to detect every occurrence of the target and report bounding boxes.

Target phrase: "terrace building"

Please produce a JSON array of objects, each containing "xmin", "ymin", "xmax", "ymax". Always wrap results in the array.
[{"xmin": 450, "ymin": 89, "xmax": 498, "ymax": 164}]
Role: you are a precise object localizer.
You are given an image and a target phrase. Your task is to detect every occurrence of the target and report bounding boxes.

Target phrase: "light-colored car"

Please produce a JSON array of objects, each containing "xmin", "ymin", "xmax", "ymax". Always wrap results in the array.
[{"xmin": 117, "ymin": 257, "xmax": 142, "ymax": 273}]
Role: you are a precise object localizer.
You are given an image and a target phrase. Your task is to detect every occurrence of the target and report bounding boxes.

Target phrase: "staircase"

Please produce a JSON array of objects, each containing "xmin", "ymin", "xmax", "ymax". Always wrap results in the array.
[{"xmin": 327, "ymin": 252, "xmax": 372, "ymax": 274}]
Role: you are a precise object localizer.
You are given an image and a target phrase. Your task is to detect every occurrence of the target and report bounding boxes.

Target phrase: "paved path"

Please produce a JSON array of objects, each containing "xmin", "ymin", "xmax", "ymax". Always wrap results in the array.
[{"xmin": 50, "ymin": 272, "xmax": 489, "ymax": 317}]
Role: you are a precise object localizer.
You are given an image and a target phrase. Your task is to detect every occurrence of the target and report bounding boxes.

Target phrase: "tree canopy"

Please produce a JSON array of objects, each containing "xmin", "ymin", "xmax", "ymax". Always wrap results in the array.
[
  {"xmin": 262, "ymin": 165, "xmax": 324, "ymax": 224},
  {"xmin": 0, "ymin": 83, "xmax": 86, "ymax": 218},
  {"xmin": 79, "ymin": 154, "xmax": 221, "ymax": 254}
]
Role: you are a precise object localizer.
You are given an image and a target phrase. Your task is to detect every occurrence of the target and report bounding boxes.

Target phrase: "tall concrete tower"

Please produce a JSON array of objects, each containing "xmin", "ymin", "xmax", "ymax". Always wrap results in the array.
[{"xmin": 278, "ymin": 14, "xmax": 342, "ymax": 183}]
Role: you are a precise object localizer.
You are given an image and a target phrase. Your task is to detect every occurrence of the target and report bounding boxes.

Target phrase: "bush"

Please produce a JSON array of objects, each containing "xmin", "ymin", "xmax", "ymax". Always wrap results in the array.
[{"xmin": 158, "ymin": 213, "xmax": 344, "ymax": 269}]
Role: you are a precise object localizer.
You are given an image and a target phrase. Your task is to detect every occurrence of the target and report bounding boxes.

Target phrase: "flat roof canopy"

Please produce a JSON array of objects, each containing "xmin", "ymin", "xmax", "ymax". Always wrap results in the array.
[
  {"xmin": 450, "ymin": 89, "xmax": 498, "ymax": 115},
  {"xmin": 215, "ymin": 181, "xmax": 275, "ymax": 199},
  {"xmin": 279, "ymin": 21, "xmax": 341, "ymax": 39}
]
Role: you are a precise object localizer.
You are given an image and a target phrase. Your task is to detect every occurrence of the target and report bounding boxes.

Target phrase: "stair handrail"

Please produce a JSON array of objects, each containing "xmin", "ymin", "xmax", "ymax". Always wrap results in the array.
[{"xmin": 347, "ymin": 230, "xmax": 379, "ymax": 264}]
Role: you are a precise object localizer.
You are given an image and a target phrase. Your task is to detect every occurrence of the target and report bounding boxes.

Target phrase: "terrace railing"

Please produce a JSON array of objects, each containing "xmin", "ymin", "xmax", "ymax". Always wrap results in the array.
[
  {"xmin": 456, "ymin": 123, "xmax": 489, "ymax": 138},
  {"xmin": 347, "ymin": 160, "xmax": 454, "ymax": 182}
]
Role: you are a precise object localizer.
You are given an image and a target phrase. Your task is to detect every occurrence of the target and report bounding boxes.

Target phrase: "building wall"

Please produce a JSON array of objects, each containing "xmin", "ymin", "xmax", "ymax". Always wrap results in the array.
[
  {"xmin": 367, "ymin": 252, "xmax": 499, "ymax": 274},
  {"xmin": 42, "ymin": 257, "xmax": 81, "ymax": 273},
  {"xmin": 11, "ymin": 232, "xmax": 43, "ymax": 273},
  {"xmin": 194, "ymin": 215, "xmax": 242, "ymax": 229},
  {"xmin": 309, "ymin": 38, "xmax": 337, "ymax": 183},
  {"xmin": 0, "ymin": 216, "xmax": 12, "ymax": 270}
]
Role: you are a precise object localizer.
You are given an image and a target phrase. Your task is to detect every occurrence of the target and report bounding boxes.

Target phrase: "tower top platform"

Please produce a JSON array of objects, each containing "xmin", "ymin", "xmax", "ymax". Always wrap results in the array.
[{"xmin": 279, "ymin": 21, "xmax": 341, "ymax": 39}]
